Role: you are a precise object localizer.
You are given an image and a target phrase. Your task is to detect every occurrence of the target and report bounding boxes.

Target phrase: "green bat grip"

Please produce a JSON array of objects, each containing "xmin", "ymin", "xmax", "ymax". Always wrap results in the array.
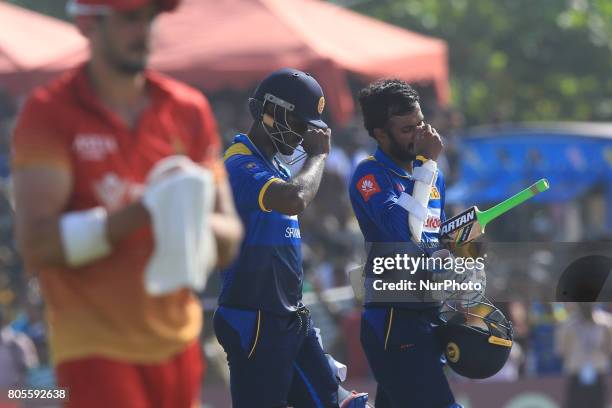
[{"xmin": 477, "ymin": 178, "xmax": 550, "ymax": 228}]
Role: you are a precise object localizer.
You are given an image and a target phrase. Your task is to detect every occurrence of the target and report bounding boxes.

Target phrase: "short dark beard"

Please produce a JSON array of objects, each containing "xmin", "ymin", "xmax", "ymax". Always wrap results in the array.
[
  {"xmin": 104, "ymin": 41, "xmax": 148, "ymax": 75},
  {"xmin": 113, "ymin": 59, "xmax": 147, "ymax": 75},
  {"xmin": 386, "ymin": 126, "xmax": 416, "ymax": 163},
  {"xmin": 100, "ymin": 21, "xmax": 148, "ymax": 75}
]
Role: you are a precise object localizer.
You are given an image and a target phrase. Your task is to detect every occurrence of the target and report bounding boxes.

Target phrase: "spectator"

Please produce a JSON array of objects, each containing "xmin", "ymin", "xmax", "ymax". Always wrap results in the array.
[
  {"xmin": 556, "ymin": 303, "xmax": 612, "ymax": 408},
  {"xmin": 0, "ymin": 308, "xmax": 39, "ymax": 390}
]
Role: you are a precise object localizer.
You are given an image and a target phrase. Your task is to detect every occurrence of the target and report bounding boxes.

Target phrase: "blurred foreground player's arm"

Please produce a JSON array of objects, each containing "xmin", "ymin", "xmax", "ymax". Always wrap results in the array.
[
  {"xmin": 12, "ymin": 91, "xmax": 241, "ymax": 271},
  {"xmin": 13, "ymin": 181, "xmax": 147, "ymax": 271},
  {"xmin": 209, "ymin": 177, "xmax": 243, "ymax": 267},
  {"xmin": 262, "ymin": 127, "xmax": 331, "ymax": 215},
  {"xmin": 189, "ymin": 93, "xmax": 243, "ymax": 268},
  {"xmin": 11, "ymin": 96, "xmax": 148, "ymax": 270}
]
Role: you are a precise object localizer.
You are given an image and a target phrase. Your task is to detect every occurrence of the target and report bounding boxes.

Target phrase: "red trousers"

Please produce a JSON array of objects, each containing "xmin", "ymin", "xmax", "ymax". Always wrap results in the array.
[{"xmin": 56, "ymin": 342, "xmax": 204, "ymax": 408}]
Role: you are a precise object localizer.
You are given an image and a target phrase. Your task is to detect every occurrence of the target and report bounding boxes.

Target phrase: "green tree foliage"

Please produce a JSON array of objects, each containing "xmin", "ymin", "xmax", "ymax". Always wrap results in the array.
[
  {"xmin": 11, "ymin": 0, "xmax": 612, "ymax": 125},
  {"xmin": 338, "ymin": 0, "xmax": 612, "ymax": 125}
]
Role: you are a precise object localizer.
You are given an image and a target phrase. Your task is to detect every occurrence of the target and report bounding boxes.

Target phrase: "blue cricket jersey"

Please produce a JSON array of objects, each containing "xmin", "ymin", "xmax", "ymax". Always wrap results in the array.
[
  {"xmin": 349, "ymin": 148, "xmax": 446, "ymax": 308},
  {"xmin": 219, "ymin": 134, "xmax": 303, "ymax": 315}
]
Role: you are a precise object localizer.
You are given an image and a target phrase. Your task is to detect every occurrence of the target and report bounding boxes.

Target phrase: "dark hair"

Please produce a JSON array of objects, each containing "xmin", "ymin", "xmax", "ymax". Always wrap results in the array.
[{"xmin": 358, "ymin": 79, "xmax": 420, "ymax": 137}]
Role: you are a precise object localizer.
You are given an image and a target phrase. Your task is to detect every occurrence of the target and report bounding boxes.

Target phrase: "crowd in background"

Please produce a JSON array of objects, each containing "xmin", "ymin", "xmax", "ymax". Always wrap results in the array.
[{"xmin": 0, "ymin": 82, "xmax": 610, "ymax": 395}]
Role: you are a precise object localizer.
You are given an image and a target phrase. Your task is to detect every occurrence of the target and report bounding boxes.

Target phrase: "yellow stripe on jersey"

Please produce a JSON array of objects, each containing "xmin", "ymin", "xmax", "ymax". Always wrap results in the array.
[
  {"xmin": 258, "ymin": 177, "xmax": 282, "ymax": 212},
  {"xmin": 224, "ymin": 143, "xmax": 253, "ymax": 161}
]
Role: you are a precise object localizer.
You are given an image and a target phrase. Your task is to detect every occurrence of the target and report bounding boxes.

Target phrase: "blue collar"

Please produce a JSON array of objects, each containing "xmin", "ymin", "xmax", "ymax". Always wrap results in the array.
[
  {"xmin": 234, "ymin": 133, "xmax": 290, "ymax": 178},
  {"xmin": 373, "ymin": 148, "xmax": 412, "ymax": 178}
]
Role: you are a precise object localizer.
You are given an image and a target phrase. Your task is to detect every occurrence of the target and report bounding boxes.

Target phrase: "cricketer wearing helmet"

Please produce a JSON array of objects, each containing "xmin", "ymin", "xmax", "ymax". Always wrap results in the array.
[
  {"xmin": 214, "ymin": 68, "xmax": 368, "ymax": 408},
  {"xmin": 348, "ymin": 79, "xmax": 464, "ymax": 408}
]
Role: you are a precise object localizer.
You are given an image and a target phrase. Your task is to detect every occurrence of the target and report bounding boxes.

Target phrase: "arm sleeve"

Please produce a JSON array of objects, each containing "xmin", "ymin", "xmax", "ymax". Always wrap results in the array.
[
  {"xmin": 226, "ymin": 156, "xmax": 282, "ymax": 212},
  {"xmin": 11, "ymin": 95, "xmax": 72, "ymax": 171},
  {"xmin": 415, "ymin": 158, "xmax": 446, "ymax": 225},
  {"xmin": 350, "ymin": 167, "xmax": 413, "ymax": 241}
]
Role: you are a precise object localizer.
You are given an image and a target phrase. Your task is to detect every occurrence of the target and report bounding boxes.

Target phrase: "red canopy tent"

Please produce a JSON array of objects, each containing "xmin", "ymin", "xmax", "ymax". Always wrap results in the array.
[
  {"xmin": 0, "ymin": 0, "xmax": 449, "ymax": 124},
  {"xmin": 152, "ymin": 0, "xmax": 450, "ymax": 124},
  {"xmin": 0, "ymin": 2, "xmax": 87, "ymax": 95}
]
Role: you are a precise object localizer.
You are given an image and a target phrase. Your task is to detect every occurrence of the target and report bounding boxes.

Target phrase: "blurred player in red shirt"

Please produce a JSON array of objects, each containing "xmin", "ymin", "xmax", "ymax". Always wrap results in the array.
[{"xmin": 10, "ymin": 0, "xmax": 243, "ymax": 407}]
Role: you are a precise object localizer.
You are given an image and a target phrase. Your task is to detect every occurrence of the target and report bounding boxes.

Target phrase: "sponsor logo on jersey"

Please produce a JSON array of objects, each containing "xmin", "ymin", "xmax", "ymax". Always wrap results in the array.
[
  {"xmin": 357, "ymin": 174, "xmax": 381, "ymax": 202},
  {"xmin": 285, "ymin": 227, "xmax": 301, "ymax": 239},
  {"xmin": 430, "ymin": 186, "xmax": 441, "ymax": 199},
  {"xmin": 73, "ymin": 134, "xmax": 118, "ymax": 161},
  {"xmin": 93, "ymin": 173, "xmax": 143, "ymax": 211},
  {"xmin": 423, "ymin": 207, "xmax": 441, "ymax": 233},
  {"xmin": 440, "ymin": 208, "xmax": 476, "ymax": 236}
]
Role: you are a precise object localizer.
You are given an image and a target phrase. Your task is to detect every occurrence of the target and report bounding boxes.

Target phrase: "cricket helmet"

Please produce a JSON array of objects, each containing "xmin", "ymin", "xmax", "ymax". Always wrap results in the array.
[
  {"xmin": 437, "ymin": 295, "xmax": 513, "ymax": 379},
  {"xmin": 249, "ymin": 68, "xmax": 327, "ymax": 129},
  {"xmin": 248, "ymin": 68, "xmax": 327, "ymax": 164}
]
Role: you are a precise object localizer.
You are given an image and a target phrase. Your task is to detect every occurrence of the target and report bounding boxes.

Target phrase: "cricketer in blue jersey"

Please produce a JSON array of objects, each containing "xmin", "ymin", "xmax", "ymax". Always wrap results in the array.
[
  {"xmin": 349, "ymin": 79, "xmax": 463, "ymax": 408},
  {"xmin": 214, "ymin": 69, "xmax": 368, "ymax": 408}
]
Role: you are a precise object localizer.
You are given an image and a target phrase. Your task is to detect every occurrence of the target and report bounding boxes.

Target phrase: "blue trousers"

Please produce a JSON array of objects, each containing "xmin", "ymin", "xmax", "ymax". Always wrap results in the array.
[
  {"xmin": 361, "ymin": 307, "xmax": 458, "ymax": 408},
  {"xmin": 214, "ymin": 306, "xmax": 339, "ymax": 408}
]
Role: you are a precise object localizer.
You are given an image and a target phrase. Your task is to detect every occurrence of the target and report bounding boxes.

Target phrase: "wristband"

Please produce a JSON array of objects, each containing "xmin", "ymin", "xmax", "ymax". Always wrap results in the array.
[{"xmin": 60, "ymin": 207, "xmax": 112, "ymax": 267}]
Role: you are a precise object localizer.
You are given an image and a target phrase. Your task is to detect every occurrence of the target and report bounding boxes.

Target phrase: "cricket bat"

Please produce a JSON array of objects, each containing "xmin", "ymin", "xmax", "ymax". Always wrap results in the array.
[{"xmin": 440, "ymin": 178, "xmax": 550, "ymax": 246}]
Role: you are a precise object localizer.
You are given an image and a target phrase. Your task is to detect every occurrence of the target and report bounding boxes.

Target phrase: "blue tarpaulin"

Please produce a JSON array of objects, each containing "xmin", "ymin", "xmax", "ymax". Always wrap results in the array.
[
  {"xmin": 446, "ymin": 122, "xmax": 612, "ymax": 231},
  {"xmin": 447, "ymin": 123, "xmax": 612, "ymax": 205}
]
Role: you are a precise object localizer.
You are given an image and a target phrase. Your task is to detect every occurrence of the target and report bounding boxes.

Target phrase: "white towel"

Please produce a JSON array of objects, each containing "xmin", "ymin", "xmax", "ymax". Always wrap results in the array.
[{"xmin": 142, "ymin": 156, "xmax": 216, "ymax": 295}]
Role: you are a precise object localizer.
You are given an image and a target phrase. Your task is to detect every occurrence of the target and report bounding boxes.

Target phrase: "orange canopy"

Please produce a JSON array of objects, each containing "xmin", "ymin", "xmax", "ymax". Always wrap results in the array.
[
  {"xmin": 0, "ymin": 2, "xmax": 87, "ymax": 94},
  {"xmin": 0, "ymin": 0, "xmax": 449, "ymax": 124},
  {"xmin": 153, "ymin": 0, "xmax": 450, "ymax": 124}
]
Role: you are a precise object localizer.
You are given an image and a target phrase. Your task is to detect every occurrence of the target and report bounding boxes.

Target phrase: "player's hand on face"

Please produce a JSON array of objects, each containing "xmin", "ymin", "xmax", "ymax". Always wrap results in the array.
[
  {"xmin": 301, "ymin": 127, "xmax": 331, "ymax": 157},
  {"xmin": 414, "ymin": 123, "xmax": 443, "ymax": 160}
]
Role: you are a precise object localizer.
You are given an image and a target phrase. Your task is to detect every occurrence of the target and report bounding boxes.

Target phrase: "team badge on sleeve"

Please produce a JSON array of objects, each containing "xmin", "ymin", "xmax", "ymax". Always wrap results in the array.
[{"xmin": 357, "ymin": 174, "xmax": 381, "ymax": 202}]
